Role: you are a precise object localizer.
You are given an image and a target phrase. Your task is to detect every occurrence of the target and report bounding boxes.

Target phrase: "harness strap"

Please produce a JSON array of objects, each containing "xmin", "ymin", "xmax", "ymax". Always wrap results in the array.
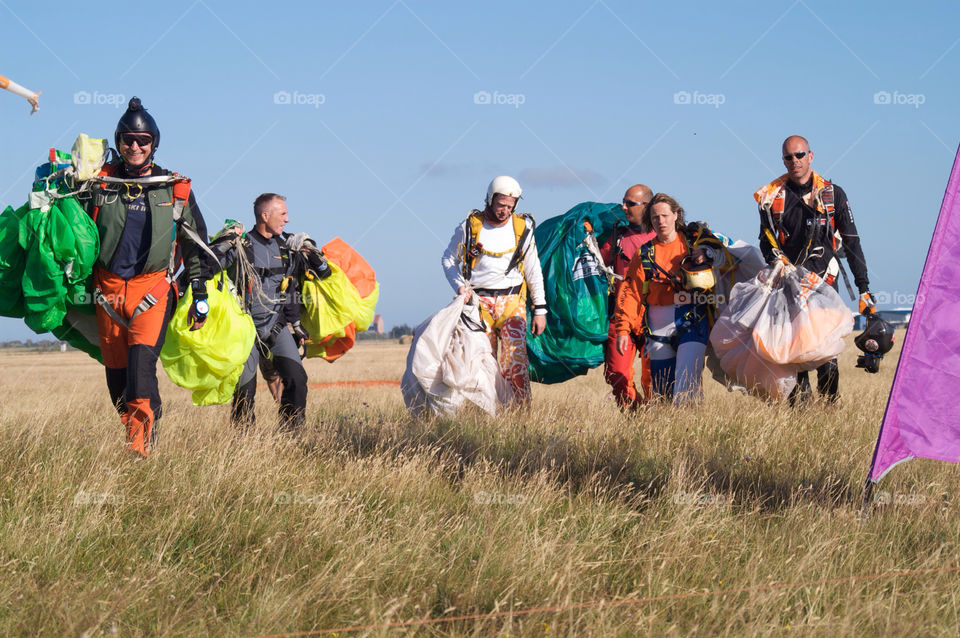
[
  {"xmin": 94, "ymin": 276, "xmax": 174, "ymax": 329},
  {"xmin": 836, "ymin": 259, "xmax": 857, "ymax": 300},
  {"xmin": 461, "ymin": 211, "xmax": 532, "ymax": 280},
  {"xmin": 504, "ymin": 214, "xmax": 532, "ymax": 275}
]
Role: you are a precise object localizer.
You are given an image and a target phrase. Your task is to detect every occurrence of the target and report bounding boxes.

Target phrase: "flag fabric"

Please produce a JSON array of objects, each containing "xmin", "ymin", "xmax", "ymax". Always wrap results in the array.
[{"xmin": 868, "ymin": 144, "xmax": 960, "ymax": 481}]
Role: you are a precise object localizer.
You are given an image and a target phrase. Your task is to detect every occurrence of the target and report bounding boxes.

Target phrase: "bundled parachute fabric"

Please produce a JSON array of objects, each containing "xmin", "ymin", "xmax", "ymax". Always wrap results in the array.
[
  {"xmin": 300, "ymin": 237, "xmax": 379, "ymax": 361},
  {"xmin": 0, "ymin": 187, "xmax": 99, "ymax": 334},
  {"xmin": 526, "ymin": 202, "xmax": 625, "ymax": 384},
  {"xmin": 708, "ymin": 234, "xmax": 766, "ymax": 311},
  {"xmin": 709, "ymin": 259, "xmax": 853, "ymax": 399},
  {"xmin": 160, "ymin": 273, "xmax": 255, "ymax": 405},
  {"xmin": 402, "ymin": 294, "xmax": 513, "ymax": 416},
  {"xmin": 703, "ymin": 235, "xmax": 766, "ymax": 390},
  {"xmin": 51, "ymin": 302, "xmax": 102, "ymax": 362}
]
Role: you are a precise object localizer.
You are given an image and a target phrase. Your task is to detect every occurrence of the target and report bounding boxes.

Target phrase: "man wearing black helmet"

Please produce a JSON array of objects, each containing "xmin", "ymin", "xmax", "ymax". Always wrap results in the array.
[{"xmin": 82, "ymin": 96, "xmax": 210, "ymax": 457}]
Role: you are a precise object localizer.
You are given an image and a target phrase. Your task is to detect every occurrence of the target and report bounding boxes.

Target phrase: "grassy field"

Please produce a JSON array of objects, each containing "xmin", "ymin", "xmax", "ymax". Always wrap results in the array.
[{"xmin": 1, "ymin": 334, "xmax": 958, "ymax": 637}]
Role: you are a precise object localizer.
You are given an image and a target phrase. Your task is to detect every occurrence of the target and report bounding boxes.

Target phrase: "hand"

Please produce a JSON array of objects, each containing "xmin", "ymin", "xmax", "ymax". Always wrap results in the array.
[
  {"xmin": 188, "ymin": 299, "xmax": 208, "ymax": 331},
  {"xmin": 530, "ymin": 314, "xmax": 546, "ymax": 336},
  {"xmin": 616, "ymin": 334, "xmax": 630, "ymax": 355},
  {"xmin": 221, "ymin": 222, "xmax": 244, "ymax": 239},
  {"xmin": 457, "ymin": 285, "xmax": 473, "ymax": 303},
  {"xmin": 859, "ymin": 292, "xmax": 877, "ymax": 316},
  {"xmin": 291, "ymin": 321, "xmax": 310, "ymax": 347},
  {"xmin": 689, "ymin": 248, "xmax": 709, "ymax": 266}
]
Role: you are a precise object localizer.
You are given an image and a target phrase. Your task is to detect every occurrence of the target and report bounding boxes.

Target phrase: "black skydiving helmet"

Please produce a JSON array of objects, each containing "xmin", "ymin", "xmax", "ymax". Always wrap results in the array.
[
  {"xmin": 115, "ymin": 96, "xmax": 160, "ymax": 174},
  {"xmin": 855, "ymin": 314, "xmax": 895, "ymax": 373}
]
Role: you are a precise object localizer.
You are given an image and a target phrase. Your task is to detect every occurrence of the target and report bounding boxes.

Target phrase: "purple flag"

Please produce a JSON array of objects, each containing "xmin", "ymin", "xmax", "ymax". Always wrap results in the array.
[{"xmin": 869, "ymin": 144, "xmax": 960, "ymax": 481}]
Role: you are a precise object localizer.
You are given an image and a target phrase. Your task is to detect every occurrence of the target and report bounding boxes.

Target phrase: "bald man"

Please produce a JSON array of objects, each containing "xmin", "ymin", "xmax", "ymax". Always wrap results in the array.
[
  {"xmin": 599, "ymin": 184, "xmax": 656, "ymax": 408},
  {"xmin": 755, "ymin": 135, "xmax": 874, "ymax": 404}
]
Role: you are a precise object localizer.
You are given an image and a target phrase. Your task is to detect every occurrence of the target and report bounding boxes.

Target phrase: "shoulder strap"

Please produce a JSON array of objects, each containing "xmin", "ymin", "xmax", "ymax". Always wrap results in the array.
[
  {"xmin": 640, "ymin": 239, "xmax": 685, "ymax": 293},
  {"xmin": 91, "ymin": 163, "xmax": 120, "ymax": 223},
  {"xmin": 817, "ymin": 181, "xmax": 838, "ymax": 250},
  {"xmin": 462, "ymin": 210, "xmax": 484, "ymax": 280},
  {"xmin": 505, "ymin": 213, "xmax": 533, "ymax": 275}
]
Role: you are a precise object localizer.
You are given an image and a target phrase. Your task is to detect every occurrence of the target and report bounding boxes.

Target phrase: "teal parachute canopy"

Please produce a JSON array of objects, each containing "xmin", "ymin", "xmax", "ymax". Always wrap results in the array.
[{"xmin": 527, "ymin": 202, "xmax": 625, "ymax": 384}]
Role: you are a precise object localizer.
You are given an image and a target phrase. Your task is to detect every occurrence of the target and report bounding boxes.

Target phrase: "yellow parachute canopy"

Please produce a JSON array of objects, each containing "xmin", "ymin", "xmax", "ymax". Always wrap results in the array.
[
  {"xmin": 160, "ymin": 273, "xmax": 255, "ymax": 405},
  {"xmin": 300, "ymin": 238, "xmax": 379, "ymax": 361}
]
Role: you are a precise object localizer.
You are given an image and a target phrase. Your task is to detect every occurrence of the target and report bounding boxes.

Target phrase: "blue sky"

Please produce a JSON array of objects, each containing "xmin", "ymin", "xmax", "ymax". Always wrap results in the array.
[{"xmin": 2, "ymin": 0, "xmax": 959, "ymax": 340}]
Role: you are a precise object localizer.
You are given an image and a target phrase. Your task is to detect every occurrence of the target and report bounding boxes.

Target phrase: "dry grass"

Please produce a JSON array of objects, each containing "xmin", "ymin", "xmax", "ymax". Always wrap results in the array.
[{"xmin": 1, "ymin": 335, "xmax": 958, "ymax": 637}]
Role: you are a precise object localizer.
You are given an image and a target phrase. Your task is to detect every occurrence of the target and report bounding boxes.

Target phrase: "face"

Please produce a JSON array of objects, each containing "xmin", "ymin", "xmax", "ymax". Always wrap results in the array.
[
  {"xmin": 649, "ymin": 202, "xmax": 678, "ymax": 241},
  {"xmin": 782, "ymin": 138, "xmax": 813, "ymax": 184},
  {"xmin": 621, "ymin": 189, "xmax": 650, "ymax": 226},
  {"xmin": 260, "ymin": 198, "xmax": 289, "ymax": 236},
  {"xmin": 118, "ymin": 133, "xmax": 153, "ymax": 167},
  {"xmin": 487, "ymin": 193, "xmax": 517, "ymax": 224}
]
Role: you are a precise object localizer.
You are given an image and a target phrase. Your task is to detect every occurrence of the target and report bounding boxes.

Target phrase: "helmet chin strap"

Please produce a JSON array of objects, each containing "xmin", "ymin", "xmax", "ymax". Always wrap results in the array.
[{"xmin": 123, "ymin": 157, "xmax": 154, "ymax": 177}]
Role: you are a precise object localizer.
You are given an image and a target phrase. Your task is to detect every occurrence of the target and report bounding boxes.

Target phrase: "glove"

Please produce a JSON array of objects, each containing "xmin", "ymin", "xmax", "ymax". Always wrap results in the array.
[
  {"xmin": 189, "ymin": 280, "xmax": 209, "ymax": 329},
  {"xmin": 859, "ymin": 292, "xmax": 876, "ymax": 316},
  {"xmin": 291, "ymin": 321, "xmax": 310, "ymax": 347},
  {"xmin": 214, "ymin": 221, "xmax": 244, "ymax": 242}
]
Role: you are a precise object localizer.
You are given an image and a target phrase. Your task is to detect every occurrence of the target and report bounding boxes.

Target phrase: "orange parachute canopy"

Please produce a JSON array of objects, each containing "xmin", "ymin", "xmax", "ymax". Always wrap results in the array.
[{"xmin": 300, "ymin": 237, "xmax": 379, "ymax": 362}]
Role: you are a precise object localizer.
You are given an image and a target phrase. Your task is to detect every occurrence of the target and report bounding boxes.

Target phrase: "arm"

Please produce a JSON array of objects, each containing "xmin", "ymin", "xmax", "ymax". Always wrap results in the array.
[
  {"xmin": 441, "ymin": 222, "xmax": 468, "ymax": 293},
  {"xmin": 833, "ymin": 186, "xmax": 870, "ymax": 293},
  {"xmin": 521, "ymin": 233, "xmax": 547, "ymax": 316},
  {"xmin": 758, "ymin": 204, "xmax": 777, "ymax": 264},
  {"xmin": 613, "ymin": 251, "xmax": 646, "ymax": 337},
  {"xmin": 302, "ymin": 238, "xmax": 332, "ymax": 280},
  {"xmin": 179, "ymin": 190, "xmax": 210, "ymax": 283}
]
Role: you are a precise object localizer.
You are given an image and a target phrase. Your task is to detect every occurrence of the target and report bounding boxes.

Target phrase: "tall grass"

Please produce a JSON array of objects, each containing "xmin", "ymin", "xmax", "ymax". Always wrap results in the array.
[{"xmin": 1, "ymin": 337, "xmax": 957, "ymax": 636}]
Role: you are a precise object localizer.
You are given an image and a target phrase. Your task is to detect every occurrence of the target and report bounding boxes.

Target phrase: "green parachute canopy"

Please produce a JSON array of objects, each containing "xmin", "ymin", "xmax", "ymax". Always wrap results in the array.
[
  {"xmin": 0, "ymin": 152, "xmax": 102, "ymax": 360},
  {"xmin": 527, "ymin": 202, "xmax": 625, "ymax": 384}
]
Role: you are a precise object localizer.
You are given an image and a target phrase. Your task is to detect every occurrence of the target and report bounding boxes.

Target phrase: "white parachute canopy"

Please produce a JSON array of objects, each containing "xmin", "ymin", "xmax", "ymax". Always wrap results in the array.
[
  {"xmin": 401, "ymin": 294, "xmax": 514, "ymax": 417},
  {"xmin": 0, "ymin": 73, "xmax": 40, "ymax": 114},
  {"xmin": 709, "ymin": 259, "xmax": 853, "ymax": 399}
]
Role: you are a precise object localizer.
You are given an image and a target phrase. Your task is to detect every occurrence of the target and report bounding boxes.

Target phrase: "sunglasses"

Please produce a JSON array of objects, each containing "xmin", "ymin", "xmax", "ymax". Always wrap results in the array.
[
  {"xmin": 623, "ymin": 199, "xmax": 649, "ymax": 207},
  {"xmin": 782, "ymin": 151, "xmax": 811, "ymax": 161},
  {"xmin": 120, "ymin": 133, "xmax": 153, "ymax": 148}
]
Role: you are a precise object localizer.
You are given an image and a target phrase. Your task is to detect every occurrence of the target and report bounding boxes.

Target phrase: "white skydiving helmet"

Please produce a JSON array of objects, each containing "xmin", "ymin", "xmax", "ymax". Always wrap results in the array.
[{"xmin": 485, "ymin": 175, "xmax": 522, "ymax": 209}]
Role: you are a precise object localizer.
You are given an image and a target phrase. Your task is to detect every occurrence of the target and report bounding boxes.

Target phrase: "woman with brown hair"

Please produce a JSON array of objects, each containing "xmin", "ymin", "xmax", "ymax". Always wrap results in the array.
[{"xmin": 612, "ymin": 193, "xmax": 719, "ymax": 404}]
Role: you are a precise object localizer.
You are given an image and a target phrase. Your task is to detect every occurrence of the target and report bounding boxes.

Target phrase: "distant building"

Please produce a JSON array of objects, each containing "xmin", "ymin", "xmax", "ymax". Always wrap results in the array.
[{"xmin": 372, "ymin": 314, "xmax": 384, "ymax": 335}]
